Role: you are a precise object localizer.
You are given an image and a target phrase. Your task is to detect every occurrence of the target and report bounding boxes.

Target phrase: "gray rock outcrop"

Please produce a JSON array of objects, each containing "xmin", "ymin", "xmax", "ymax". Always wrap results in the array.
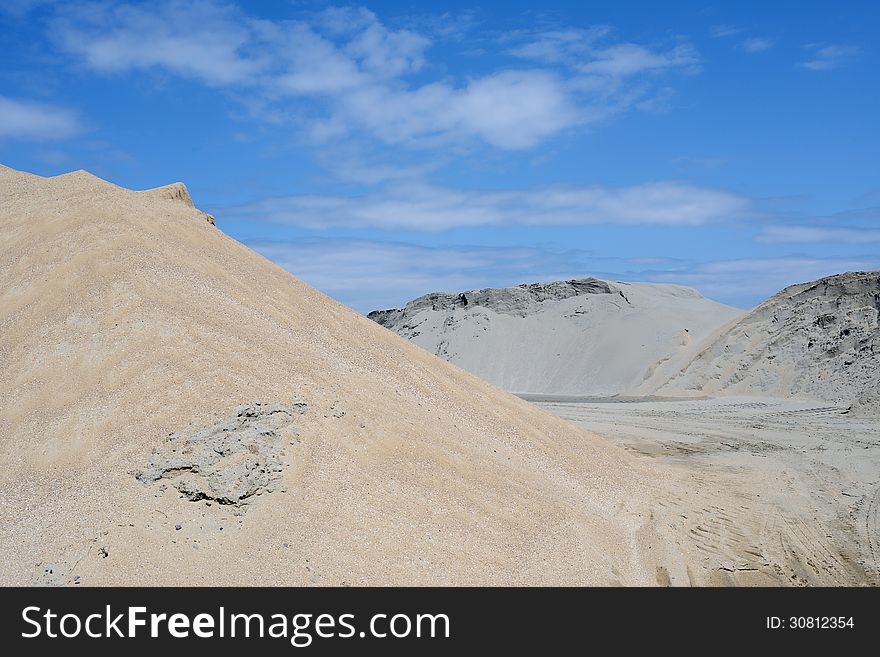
[
  {"xmin": 135, "ymin": 401, "xmax": 306, "ymax": 509},
  {"xmin": 369, "ymin": 278, "xmax": 617, "ymax": 326}
]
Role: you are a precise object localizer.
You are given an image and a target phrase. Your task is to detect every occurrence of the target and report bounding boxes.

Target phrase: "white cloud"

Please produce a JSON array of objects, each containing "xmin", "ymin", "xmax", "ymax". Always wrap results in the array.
[
  {"xmin": 757, "ymin": 225, "xmax": 880, "ymax": 243},
  {"xmin": 800, "ymin": 44, "xmax": 859, "ymax": 71},
  {"xmin": 635, "ymin": 86, "xmax": 676, "ymax": 113},
  {"xmin": 224, "ymin": 180, "xmax": 749, "ymax": 231},
  {"xmin": 445, "ymin": 70, "xmax": 578, "ymax": 148},
  {"xmin": 313, "ymin": 144, "xmax": 443, "ymax": 184},
  {"xmin": 579, "ymin": 43, "xmax": 700, "ymax": 77},
  {"xmin": 739, "ymin": 37, "xmax": 773, "ymax": 53},
  {"xmin": 506, "ymin": 27, "xmax": 611, "ymax": 63},
  {"xmin": 507, "ymin": 29, "xmax": 702, "ymax": 115},
  {"xmin": 271, "ymin": 24, "xmax": 365, "ymax": 96},
  {"xmin": 710, "ymin": 25, "xmax": 743, "ymax": 38},
  {"xmin": 247, "ymin": 237, "xmax": 585, "ymax": 312},
  {"xmin": 293, "ymin": 67, "xmax": 579, "ymax": 149},
  {"xmin": 344, "ymin": 13, "xmax": 430, "ymax": 77},
  {"xmin": 50, "ymin": 2, "xmax": 700, "ymax": 151},
  {"xmin": 246, "ymin": 240, "xmax": 878, "ymax": 313},
  {"xmin": 51, "ymin": 2, "xmax": 577, "ymax": 149},
  {"xmin": 0, "ymin": 96, "xmax": 81, "ymax": 140},
  {"xmin": 53, "ymin": 0, "xmax": 265, "ymax": 85},
  {"xmin": 639, "ymin": 256, "xmax": 880, "ymax": 307}
]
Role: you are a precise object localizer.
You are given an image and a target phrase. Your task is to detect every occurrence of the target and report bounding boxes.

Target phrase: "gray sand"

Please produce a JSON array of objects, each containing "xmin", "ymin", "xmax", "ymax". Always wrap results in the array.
[
  {"xmin": 640, "ymin": 271, "xmax": 880, "ymax": 415},
  {"xmin": 533, "ymin": 395, "xmax": 880, "ymax": 586},
  {"xmin": 370, "ymin": 278, "xmax": 741, "ymax": 396}
]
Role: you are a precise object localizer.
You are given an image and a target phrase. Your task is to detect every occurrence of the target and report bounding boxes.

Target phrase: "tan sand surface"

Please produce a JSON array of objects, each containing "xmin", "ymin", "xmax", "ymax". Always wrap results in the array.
[{"xmin": 0, "ymin": 165, "xmax": 707, "ymax": 586}]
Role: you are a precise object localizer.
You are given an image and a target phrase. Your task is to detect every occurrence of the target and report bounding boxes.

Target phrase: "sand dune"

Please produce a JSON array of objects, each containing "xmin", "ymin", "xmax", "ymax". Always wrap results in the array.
[
  {"xmin": 369, "ymin": 279, "xmax": 741, "ymax": 395},
  {"xmin": 639, "ymin": 271, "xmax": 880, "ymax": 414},
  {"xmin": 0, "ymin": 164, "xmax": 713, "ymax": 586}
]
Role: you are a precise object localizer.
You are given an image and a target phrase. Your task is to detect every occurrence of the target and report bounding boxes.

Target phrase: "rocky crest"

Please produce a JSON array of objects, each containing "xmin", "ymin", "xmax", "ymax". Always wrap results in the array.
[
  {"xmin": 141, "ymin": 181, "xmax": 216, "ymax": 225},
  {"xmin": 369, "ymin": 278, "xmax": 622, "ymax": 325}
]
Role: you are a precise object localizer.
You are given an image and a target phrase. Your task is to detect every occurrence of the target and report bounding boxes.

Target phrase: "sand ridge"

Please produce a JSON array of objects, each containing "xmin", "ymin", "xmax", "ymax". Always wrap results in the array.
[
  {"xmin": 369, "ymin": 277, "xmax": 741, "ymax": 396},
  {"xmin": 640, "ymin": 271, "xmax": 880, "ymax": 414}
]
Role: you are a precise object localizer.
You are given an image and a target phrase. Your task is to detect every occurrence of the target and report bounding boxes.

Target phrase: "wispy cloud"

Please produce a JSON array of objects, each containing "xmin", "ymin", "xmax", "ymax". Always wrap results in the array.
[
  {"xmin": 50, "ymin": 2, "xmax": 580, "ymax": 149},
  {"xmin": 506, "ymin": 28, "xmax": 701, "ymax": 110},
  {"xmin": 757, "ymin": 225, "xmax": 880, "ymax": 243},
  {"xmin": 248, "ymin": 237, "xmax": 588, "ymax": 312},
  {"xmin": 673, "ymin": 155, "xmax": 728, "ymax": 169},
  {"xmin": 505, "ymin": 26, "xmax": 611, "ymax": 63},
  {"xmin": 578, "ymin": 43, "xmax": 700, "ymax": 77},
  {"xmin": 499, "ymin": 28, "xmax": 703, "ymax": 125},
  {"xmin": 314, "ymin": 68, "xmax": 580, "ymax": 149},
  {"xmin": 224, "ymin": 180, "xmax": 749, "ymax": 231},
  {"xmin": 0, "ymin": 95, "xmax": 81, "ymax": 140},
  {"xmin": 800, "ymin": 44, "xmax": 860, "ymax": 70},
  {"xmin": 739, "ymin": 37, "xmax": 773, "ymax": 53},
  {"xmin": 49, "ymin": 2, "xmax": 702, "ymax": 152},
  {"xmin": 709, "ymin": 25, "xmax": 743, "ymax": 38},
  {"xmin": 312, "ymin": 144, "xmax": 444, "ymax": 185},
  {"xmin": 52, "ymin": 1, "xmax": 269, "ymax": 85},
  {"xmin": 712, "ymin": 25, "xmax": 773, "ymax": 55},
  {"xmin": 248, "ymin": 237, "xmax": 878, "ymax": 313},
  {"xmin": 639, "ymin": 255, "xmax": 880, "ymax": 306}
]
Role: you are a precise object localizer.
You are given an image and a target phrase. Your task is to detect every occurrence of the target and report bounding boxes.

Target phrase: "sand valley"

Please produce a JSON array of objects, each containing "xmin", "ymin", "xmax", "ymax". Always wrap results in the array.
[{"xmin": 375, "ymin": 272, "xmax": 880, "ymax": 586}]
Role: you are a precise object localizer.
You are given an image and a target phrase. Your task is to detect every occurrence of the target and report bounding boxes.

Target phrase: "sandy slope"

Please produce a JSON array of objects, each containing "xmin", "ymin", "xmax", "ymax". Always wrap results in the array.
[
  {"xmin": 0, "ymin": 164, "xmax": 715, "ymax": 586},
  {"xmin": 638, "ymin": 271, "xmax": 880, "ymax": 414},
  {"xmin": 369, "ymin": 279, "xmax": 741, "ymax": 395}
]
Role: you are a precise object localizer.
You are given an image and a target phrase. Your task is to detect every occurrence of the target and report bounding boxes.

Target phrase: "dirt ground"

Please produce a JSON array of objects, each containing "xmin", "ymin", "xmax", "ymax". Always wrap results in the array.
[{"xmin": 529, "ymin": 395, "xmax": 880, "ymax": 586}]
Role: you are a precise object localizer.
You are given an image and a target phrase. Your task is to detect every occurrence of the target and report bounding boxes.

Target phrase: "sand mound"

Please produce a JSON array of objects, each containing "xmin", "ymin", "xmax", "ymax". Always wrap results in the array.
[
  {"xmin": 643, "ymin": 271, "xmax": 880, "ymax": 413},
  {"xmin": 369, "ymin": 279, "xmax": 740, "ymax": 395},
  {"xmin": 0, "ymin": 165, "xmax": 697, "ymax": 586}
]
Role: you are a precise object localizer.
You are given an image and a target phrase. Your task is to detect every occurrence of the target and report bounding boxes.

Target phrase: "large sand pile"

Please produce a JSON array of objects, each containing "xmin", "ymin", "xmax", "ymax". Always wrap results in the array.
[
  {"xmin": 369, "ymin": 279, "xmax": 741, "ymax": 395},
  {"xmin": 640, "ymin": 271, "xmax": 880, "ymax": 414},
  {"xmin": 0, "ymin": 165, "xmax": 698, "ymax": 586}
]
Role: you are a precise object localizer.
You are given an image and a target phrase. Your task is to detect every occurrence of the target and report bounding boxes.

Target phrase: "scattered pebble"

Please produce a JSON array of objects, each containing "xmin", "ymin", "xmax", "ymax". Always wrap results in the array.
[
  {"xmin": 328, "ymin": 400, "xmax": 345, "ymax": 418},
  {"xmin": 175, "ymin": 523, "xmax": 182, "ymax": 531}
]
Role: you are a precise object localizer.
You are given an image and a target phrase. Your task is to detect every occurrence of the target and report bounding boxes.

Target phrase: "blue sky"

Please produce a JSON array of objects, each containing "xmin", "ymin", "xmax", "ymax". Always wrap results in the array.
[{"xmin": 1, "ymin": 0, "xmax": 878, "ymax": 312}]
